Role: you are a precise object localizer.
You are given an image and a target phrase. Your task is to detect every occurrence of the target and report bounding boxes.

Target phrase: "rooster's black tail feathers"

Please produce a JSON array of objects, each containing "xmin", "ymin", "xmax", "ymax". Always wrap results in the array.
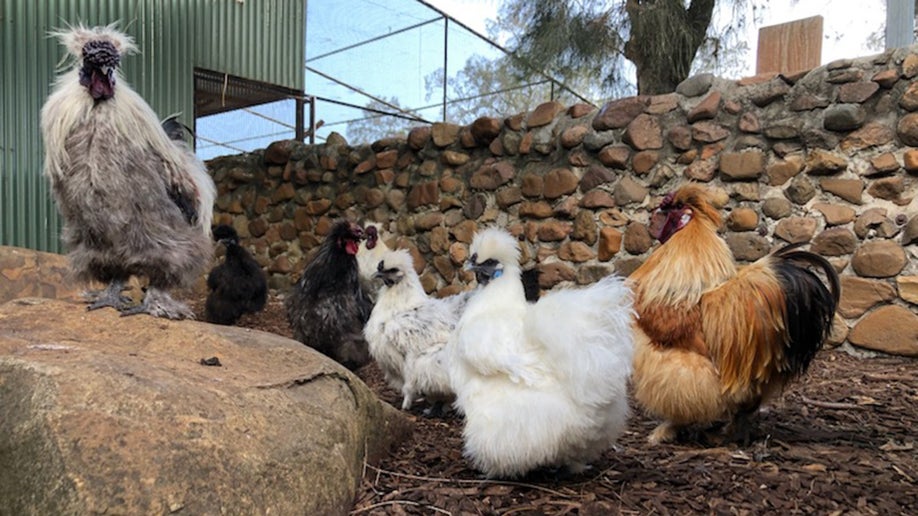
[{"xmin": 772, "ymin": 245, "xmax": 840, "ymax": 378}]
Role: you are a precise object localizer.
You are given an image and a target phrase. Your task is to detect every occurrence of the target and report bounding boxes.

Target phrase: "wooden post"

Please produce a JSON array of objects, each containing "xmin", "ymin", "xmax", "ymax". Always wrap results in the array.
[
  {"xmin": 756, "ymin": 16, "xmax": 824, "ymax": 75},
  {"xmin": 295, "ymin": 96, "xmax": 305, "ymax": 142}
]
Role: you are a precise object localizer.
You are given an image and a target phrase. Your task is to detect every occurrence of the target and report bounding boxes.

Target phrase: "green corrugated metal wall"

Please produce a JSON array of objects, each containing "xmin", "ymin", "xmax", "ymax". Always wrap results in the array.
[{"xmin": 0, "ymin": 0, "xmax": 304, "ymax": 253}]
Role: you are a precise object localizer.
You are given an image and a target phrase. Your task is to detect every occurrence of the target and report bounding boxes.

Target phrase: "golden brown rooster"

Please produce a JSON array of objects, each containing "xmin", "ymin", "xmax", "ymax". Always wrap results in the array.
[{"xmin": 629, "ymin": 184, "xmax": 840, "ymax": 445}]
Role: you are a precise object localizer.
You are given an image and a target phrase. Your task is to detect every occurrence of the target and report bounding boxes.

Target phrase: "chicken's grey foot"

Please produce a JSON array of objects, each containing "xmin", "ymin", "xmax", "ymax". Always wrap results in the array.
[
  {"xmin": 85, "ymin": 280, "xmax": 133, "ymax": 311},
  {"xmin": 120, "ymin": 287, "xmax": 194, "ymax": 320}
]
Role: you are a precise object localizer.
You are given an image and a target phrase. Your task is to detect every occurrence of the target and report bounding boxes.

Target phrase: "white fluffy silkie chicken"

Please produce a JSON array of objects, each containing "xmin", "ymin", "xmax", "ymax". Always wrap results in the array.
[
  {"xmin": 450, "ymin": 227, "xmax": 634, "ymax": 478},
  {"xmin": 364, "ymin": 249, "xmax": 456, "ymax": 414}
]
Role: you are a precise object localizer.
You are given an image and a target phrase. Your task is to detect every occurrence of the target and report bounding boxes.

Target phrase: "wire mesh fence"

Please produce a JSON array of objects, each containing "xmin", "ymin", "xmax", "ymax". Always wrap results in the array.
[{"xmin": 194, "ymin": 0, "xmax": 592, "ymax": 160}]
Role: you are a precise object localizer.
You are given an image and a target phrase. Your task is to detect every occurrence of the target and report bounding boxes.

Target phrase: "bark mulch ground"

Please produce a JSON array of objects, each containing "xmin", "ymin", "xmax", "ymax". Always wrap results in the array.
[{"xmin": 193, "ymin": 295, "xmax": 918, "ymax": 515}]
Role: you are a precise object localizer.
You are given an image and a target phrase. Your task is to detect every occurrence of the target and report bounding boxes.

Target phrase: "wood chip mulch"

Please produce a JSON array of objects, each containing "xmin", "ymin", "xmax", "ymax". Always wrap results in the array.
[{"xmin": 191, "ymin": 295, "xmax": 918, "ymax": 515}]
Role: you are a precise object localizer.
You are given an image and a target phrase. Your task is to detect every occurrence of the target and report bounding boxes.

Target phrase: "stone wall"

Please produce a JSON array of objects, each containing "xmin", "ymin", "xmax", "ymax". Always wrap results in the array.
[{"xmin": 207, "ymin": 46, "xmax": 918, "ymax": 357}]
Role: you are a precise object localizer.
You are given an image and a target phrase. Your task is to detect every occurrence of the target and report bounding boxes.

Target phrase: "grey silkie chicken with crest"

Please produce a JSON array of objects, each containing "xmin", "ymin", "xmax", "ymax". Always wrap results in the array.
[{"xmin": 41, "ymin": 24, "xmax": 215, "ymax": 319}]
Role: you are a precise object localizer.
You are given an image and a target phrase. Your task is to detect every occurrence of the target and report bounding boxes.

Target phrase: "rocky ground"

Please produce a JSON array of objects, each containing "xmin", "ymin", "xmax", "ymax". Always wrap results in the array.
[{"xmin": 193, "ymin": 295, "xmax": 918, "ymax": 515}]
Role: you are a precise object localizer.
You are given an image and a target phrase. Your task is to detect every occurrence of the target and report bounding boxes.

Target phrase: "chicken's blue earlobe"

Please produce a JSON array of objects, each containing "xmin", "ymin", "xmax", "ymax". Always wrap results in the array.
[{"xmin": 470, "ymin": 258, "xmax": 501, "ymax": 286}]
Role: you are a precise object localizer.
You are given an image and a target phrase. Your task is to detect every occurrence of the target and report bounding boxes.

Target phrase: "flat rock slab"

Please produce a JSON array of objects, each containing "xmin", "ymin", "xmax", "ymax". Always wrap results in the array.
[
  {"xmin": 0, "ymin": 297, "xmax": 410, "ymax": 515},
  {"xmin": 0, "ymin": 246, "xmax": 79, "ymax": 304}
]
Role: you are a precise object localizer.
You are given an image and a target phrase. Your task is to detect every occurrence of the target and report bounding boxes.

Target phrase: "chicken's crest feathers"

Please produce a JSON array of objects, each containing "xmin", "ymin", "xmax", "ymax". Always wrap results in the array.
[
  {"xmin": 469, "ymin": 227, "xmax": 520, "ymax": 268},
  {"xmin": 51, "ymin": 23, "xmax": 138, "ymax": 64},
  {"xmin": 213, "ymin": 224, "xmax": 239, "ymax": 243},
  {"xmin": 370, "ymin": 248, "xmax": 427, "ymax": 310},
  {"xmin": 378, "ymin": 248, "xmax": 415, "ymax": 274}
]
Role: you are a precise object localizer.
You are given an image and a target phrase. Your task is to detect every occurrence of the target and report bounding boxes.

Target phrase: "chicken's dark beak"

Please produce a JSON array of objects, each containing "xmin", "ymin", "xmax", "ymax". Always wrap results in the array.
[
  {"xmin": 651, "ymin": 207, "xmax": 693, "ymax": 244},
  {"xmin": 465, "ymin": 254, "xmax": 503, "ymax": 286},
  {"xmin": 80, "ymin": 66, "xmax": 116, "ymax": 101},
  {"xmin": 373, "ymin": 261, "xmax": 401, "ymax": 287}
]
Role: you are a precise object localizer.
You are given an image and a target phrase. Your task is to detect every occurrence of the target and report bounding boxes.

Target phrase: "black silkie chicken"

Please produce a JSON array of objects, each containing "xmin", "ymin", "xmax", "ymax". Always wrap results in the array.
[
  {"xmin": 286, "ymin": 221, "xmax": 373, "ymax": 370},
  {"xmin": 40, "ymin": 25, "xmax": 215, "ymax": 319},
  {"xmin": 204, "ymin": 225, "xmax": 268, "ymax": 325}
]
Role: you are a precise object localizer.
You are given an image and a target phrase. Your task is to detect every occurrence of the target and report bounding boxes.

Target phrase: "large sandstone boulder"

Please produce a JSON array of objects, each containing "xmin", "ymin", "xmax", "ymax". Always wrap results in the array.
[
  {"xmin": 0, "ymin": 246, "xmax": 79, "ymax": 304},
  {"xmin": 0, "ymin": 298, "xmax": 411, "ymax": 515},
  {"xmin": 848, "ymin": 304, "xmax": 918, "ymax": 357}
]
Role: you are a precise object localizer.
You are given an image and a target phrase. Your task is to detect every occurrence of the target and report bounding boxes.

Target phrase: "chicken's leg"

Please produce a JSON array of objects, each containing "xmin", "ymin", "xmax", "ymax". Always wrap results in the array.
[
  {"xmin": 120, "ymin": 287, "xmax": 194, "ymax": 320},
  {"xmin": 85, "ymin": 280, "xmax": 133, "ymax": 311},
  {"xmin": 648, "ymin": 421, "xmax": 679, "ymax": 445},
  {"xmin": 723, "ymin": 407, "xmax": 762, "ymax": 446},
  {"xmin": 421, "ymin": 400, "xmax": 447, "ymax": 418}
]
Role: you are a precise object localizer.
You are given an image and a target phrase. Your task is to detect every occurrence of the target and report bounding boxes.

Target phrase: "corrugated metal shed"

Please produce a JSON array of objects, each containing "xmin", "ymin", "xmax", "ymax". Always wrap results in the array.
[{"xmin": 1, "ymin": 0, "xmax": 305, "ymax": 252}]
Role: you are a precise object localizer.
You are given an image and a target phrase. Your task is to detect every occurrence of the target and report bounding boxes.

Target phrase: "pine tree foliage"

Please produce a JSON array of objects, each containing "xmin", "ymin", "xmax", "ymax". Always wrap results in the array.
[{"xmin": 509, "ymin": 0, "xmax": 757, "ymax": 95}]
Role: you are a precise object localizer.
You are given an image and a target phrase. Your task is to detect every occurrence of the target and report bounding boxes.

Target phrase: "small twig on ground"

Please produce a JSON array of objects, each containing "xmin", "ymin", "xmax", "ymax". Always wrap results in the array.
[
  {"xmin": 362, "ymin": 463, "xmax": 575, "ymax": 498},
  {"xmin": 800, "ymin": 395, "xmax": 866, "ymax": 410},
  {"xmin": 891, "ymin": 465, "xmax": 915, "ymax": 483},
  {"xmin": 861, "ymin": 373, "xmax": 916, "ymax": 383},
  {"xmin": 349, "ymin": 500, "xmax": 451, "ymax": 515},
  {"xmin": 362, "ymin": 441, "xmax": 368, "ymax": 480}
]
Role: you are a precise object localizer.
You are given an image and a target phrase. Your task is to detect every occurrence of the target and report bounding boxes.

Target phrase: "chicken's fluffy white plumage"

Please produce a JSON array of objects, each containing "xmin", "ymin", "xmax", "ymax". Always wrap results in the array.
[
  {"xmin": 364, "ymin": 249, "xmax": 455, "ymax": 410},
  {"xmin": 450, "ymin": 227, "xmax": 634, "ymax": 478}
]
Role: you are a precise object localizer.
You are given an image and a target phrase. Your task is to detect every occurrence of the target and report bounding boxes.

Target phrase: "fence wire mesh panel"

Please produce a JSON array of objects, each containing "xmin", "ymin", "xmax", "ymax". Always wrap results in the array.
[{"xmin": 195, "ymin": 0, "xmax": 594, "ymax": 159}]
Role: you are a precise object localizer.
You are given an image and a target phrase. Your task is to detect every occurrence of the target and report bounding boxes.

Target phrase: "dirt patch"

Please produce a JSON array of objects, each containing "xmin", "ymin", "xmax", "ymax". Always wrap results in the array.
[{"xmin": 190, "ymin": 294, "xmax": 918, "ymax": 515}]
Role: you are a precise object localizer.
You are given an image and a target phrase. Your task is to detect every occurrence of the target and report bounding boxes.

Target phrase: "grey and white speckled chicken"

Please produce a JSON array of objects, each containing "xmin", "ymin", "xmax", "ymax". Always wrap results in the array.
[
  {"xmin": 40, "ymin": 25, "xmax": 215, "ymax": 320},
  {"xmin": 364, "ymin": 249, "xmax": 458, "ymax": 413}
]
